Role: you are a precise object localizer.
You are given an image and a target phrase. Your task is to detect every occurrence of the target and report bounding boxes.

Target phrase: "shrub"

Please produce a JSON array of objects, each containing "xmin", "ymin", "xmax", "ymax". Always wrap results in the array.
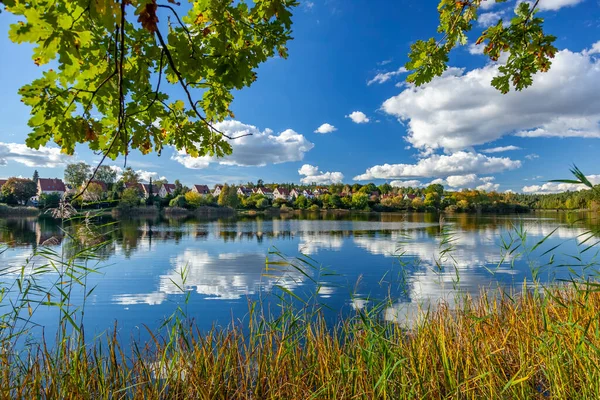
[{"xmin": 169, "ymin": 195, "xmax": 187, "ymax": 208}]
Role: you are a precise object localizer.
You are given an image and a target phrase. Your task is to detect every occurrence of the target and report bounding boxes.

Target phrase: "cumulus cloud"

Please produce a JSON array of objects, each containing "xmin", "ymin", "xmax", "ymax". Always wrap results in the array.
[
  {"xmin": 481, "ymin": 145, "xmax": 521, "ymax": 153},
  {"xmin": 0, "ymin": 143, "xmax": 71, "ymax": 168},
  {"xmin": 367, "ymin": 66, "xmax": 408, "ymax": 85},
  {"xmin": 136, "ymin": 170, "xmax": 159, "ymax": 182},
  {"xmin": 390, "ymin": 180, "xmax": 423, "ymax": 188},
  {"xmin": 480, "ymin": 0, "xmax": 499, "ymax": 9},
  {"xmin": 433, "ymin": 174, "xmax": 500, "ymax": 191},
  {"xmin": 468, "ymin": 43, "xmax": 485, "ymax": 55},
  {"xmin": 298, "ymin": 164, "xmax": 344, "ymax": 184},
  {"xmin": 353, "ymin": 151, "xmax": 520, "ymax": 181},
  {"xmin": 381, "ymin": 49, "xmax": 600, "ymax": 153},
  {"xmin": 172, "ymin": 120, "xmax": 314, "ymax": 169},
  {"xmin": 346, "ymin": 111, "xmax": 370, "ymax": 124},
  {"xmin": 314, "ymin": 123, "xmax": 337, "ymax": 134},
  {"xmin": 478, "ymin": 11, "xmax": 505, "ymax": 27},
  {"xmin": 584, "ymin": 41, "xmax": 600, "ymax": 56},
  {"xmin": 522, "ymin": 175, "xmax": 600, "ymax": 193},
  {"xmin": 535, "ymin": 0, "xmax": 585, "ymax": 11}
]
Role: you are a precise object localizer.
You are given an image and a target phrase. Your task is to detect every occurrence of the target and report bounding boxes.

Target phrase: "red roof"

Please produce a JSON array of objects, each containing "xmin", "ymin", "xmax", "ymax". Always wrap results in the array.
[
  {"xmin": 162, "ymin": 183, "xmax": 176, "ymax": 194},
  {"xmin": 0, "ymin": 179, "xmax": 7, "ymax": 187},
  {"xmin": 276, "ymin": 187, "xmax": 290, "ymax": 196},
  {"xmin": 258, "ymin": 187, "xmax": 273, "ymax": 194},
  {"xmin": 38, "ymin": 178, "xmax": 66, "ymax": 192},
  {"xmin": 193, "ymin": 184, "xmax": 210, "ymax": 194}
]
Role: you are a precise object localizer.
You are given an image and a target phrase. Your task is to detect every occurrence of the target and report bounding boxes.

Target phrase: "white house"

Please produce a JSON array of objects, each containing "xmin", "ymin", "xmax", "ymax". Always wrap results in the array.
[
  {"xmin": 37, "ymin": 178, "xmax": 66, "ymax": 197},
  {"xmin": 255, "ymin": 187, "xmax": 274, "ymax": 199},
  {"xmin": 237, "ymin": 186, "xmax": 253, "ymax": 197},
  {"xmin": 273, "ymin": 187, "xmax": 291, "ymax": 200},
  {"xmin": 158, "ymin": 183, "xmax": 176, "ymax": 198},
  {"xmin": 213, "ymin": 185, "xmax": 224, "ymax": 197},
  {"xmin": 290, "ymin": 188, "xmax": 301, "ymax": 199}
]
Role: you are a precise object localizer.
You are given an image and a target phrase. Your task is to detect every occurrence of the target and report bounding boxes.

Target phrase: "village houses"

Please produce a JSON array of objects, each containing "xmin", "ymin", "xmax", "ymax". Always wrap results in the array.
[{"xmin": 192, "ymin": 185, "xmax": 210, "ymax": 196}]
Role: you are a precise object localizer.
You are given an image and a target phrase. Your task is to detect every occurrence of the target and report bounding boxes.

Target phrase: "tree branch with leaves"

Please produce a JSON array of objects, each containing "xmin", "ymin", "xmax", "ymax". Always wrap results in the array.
[{"xmin": 406, "ymin": 0, "xmax": 557, "ymax": 93}]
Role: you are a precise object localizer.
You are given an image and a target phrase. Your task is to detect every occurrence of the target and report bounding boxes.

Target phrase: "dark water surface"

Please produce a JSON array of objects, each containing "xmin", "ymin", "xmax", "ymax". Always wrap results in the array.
[{"xmin": 1, "ymin": 211, "xmax": 599, "ymax": 339}]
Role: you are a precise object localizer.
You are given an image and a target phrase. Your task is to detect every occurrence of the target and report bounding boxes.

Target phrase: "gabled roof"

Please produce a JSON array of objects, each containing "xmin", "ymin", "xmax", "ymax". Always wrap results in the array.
[
  {"xmin": 237, "ymin": 186, "xmax": 253, "ymax": 194},
  {"xmin": 258, "ymin": 187, "xmax": 273, "ymax": 194},
  {"xmin": 162, "ymin": 183, "xmax": 176, "ymax": 194},
  {"xmin": 275, "ymin": 187, "xmax": 290, "ymax": 196},
  {"xmin": 141, "ymin": 183, "xmax": 160, "ymax": 194},
  {"xmin": 38, "ymin": 178, "xmax": 66, "ymax": 192},
  {"xmin": 193, "ymin": 184, "xmax": 210, "ymax": 194},
  {"xmin": 0, "ymin": 179, "xmax": 7, "ymax": 187}
]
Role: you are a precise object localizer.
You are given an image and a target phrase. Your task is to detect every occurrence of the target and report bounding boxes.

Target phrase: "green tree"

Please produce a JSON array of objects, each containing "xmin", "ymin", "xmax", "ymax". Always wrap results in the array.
[
  {"xmin": 95, "ymin": 165, "xmax": 117, "ymax": 185},
  {"xmin": 351, "ymin": 192, "xmax": 369, "ymax": 210},
  {"xmin": 294, "ymin": 195, "xmax": 308, "ymax": 209},
  {"xmin": 256, "ymin": 197, "xmax": 269, "ymax": 209},
  {"xmin": 169, "ymin": 195, "xmax": 187, "ymax": 208},
  {"xmin": 64, "ymin": 162, "xmax": 91, "ymax": 188},
  {"xmin": 121, "ymin": 167, "xmax": 139, "ymax": 184},
  {"xmin": 184, "ymin": 191, "xmax": 203, "ymax": 208},
  {"xmin": 32, "ymin": 170, "xmax": 39, "ymax": 184},
  {"xmin": 2, "ymin": 178, "xmax": 37, "ymax": 205},
  {"xmin": 5, "ymin": 0, "xmax": 297, "ymax": 162},
  {"xmin": 425, "ymin": 184, "xmax": 444, "ymax": 197},
  {"xmin": 218, "ymin": 184, "xmax": 239, "ymax": 208},
  {"xmin": 407, "ymin": 1, "xmax": 557, "ymax": 93},
  {"xmin": 39, "ymin": 193, "xmax": 61, "ymax": 208},
  {"xmin": 120, "ymin": 188, "xmax": 140, "ymax": 208}
]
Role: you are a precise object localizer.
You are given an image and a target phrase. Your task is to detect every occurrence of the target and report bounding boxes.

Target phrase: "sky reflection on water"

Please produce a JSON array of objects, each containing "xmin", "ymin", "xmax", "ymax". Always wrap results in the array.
[{"xmin": 0, "ymin": 211, "xmax": 599, "ymax": 336}]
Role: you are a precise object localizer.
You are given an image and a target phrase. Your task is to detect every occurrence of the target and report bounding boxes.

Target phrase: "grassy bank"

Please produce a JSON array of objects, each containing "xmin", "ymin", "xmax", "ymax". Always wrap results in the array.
[
  {"xmin": 0, "ymin": 204, "xmax": 39, "ymax": 216},
  {"xmin": 2, "ymin": 283, "xmax": 600, "ymax": 399}
]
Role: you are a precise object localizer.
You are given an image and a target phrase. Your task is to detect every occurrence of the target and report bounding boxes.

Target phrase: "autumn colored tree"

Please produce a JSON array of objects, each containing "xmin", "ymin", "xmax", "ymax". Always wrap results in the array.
[
  {"xmin": 2, "ymin": 0, "xmax": 297, "ymax": 180},
  {"xmin": 2, "ymin": 178, "xmax": 37, "ymax": 204},
  {"xmin": 407, "ymin": 0, "xmax": 557, "ymax": 93}
]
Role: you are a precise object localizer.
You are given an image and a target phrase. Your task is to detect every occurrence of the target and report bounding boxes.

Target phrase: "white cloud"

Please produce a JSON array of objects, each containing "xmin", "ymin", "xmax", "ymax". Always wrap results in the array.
[
  {"xmin": 137, "ymin": 169, "xmax": 159, "ymax": 182},
  {"xmin": 314, "ymin": 123, "xmax": 337, "ymax": 134},
  {"xmin": 298, "ymin": 164, "xmax": 319, "ymax": 176},
  {"xmin": 536, "ymin": 0, "xmax": 585, "ymax": 11},
  {"xmin": 468, "ymin": 43, "xmax": 485, "ymax": 55},
  {"xmin": 381, "ymin": 49, "xmax": 600, "ymax": 153},
  {"xmin": 0, "ymin": 143, "xmax": 71, "ymax": 168},
  {"xmin": 367, "ymin": 67, "xmax": 408, "ymax": 85},
  {"xmin": 480, "ymin": 0, "xmax": 499, "ymax": 9},
  {"xmin": 522, "ymin": 175, "xmax": 600, "ymax": 193},
  {"xmin": 584, "ymin": 41, "xmax": 600, "ymax": 56},
  {"xmin": 478, "ymin": 11, "xmax": 504, "ymax": 27},
  {"xmin": 298, "ymin": 164, "xmax": 344, "ymax": 184},
  {"xmin": 390, "ymin": 180, "xmax": 423, "ymax": 188},
  {"xmin": 525, "ymin": 153, "xmax": 539, "ymax": 160},
  {"xmin": 172, "ymin": 120, "xmax": 314, "ymax": 169},
  {"xmin": 346, "ymin": 111, "xmax": 370, "ymax": 124},
  {"xmin": 433, "ymin": 174, "xmax": 500, "ymax": 191},
  {"xmin": 481, "ymin": 145, "xmax": 521, "ymax": 153},
  {"xmin": 446, "ymin": 174, "xmax": 478, "ymax": 187},
  {"xmin": 353, "ymin": 151, "xmax": 520, "ymax": 180}
]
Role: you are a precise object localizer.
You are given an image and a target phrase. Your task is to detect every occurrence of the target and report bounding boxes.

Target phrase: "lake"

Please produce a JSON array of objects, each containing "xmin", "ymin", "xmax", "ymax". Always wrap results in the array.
[{"xmin": 1, "ymin": 211, "xmax": 599, "ymax": 340}]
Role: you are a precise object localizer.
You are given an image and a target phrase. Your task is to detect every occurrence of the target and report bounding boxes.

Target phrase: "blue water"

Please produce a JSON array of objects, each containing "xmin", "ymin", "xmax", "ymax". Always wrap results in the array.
[{"xmin": 1, "ymin": 211, "xmax": 599, "ymax": 341}]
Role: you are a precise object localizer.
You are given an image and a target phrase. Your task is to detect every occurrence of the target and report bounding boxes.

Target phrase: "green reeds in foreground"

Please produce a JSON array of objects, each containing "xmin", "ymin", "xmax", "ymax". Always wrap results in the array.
[{"xmin": 0, "ymin": 282, "xmax": 600, "ymax": 399}]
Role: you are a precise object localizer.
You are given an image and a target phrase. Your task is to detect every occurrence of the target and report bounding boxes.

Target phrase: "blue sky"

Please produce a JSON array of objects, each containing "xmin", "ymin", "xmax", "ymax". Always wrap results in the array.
[{"xmin": 1, "ymin": 0, "xmax": 599, "ymax": 193}]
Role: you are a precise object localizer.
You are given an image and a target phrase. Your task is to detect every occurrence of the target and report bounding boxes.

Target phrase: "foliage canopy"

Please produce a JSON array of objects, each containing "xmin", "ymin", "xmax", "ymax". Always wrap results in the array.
[
  {"xmin": 2, "ymin": 0, "xmax": 297, "ymax": 164},
  {"xmin": 406, "ymin": 0, "xmax": 557, "ymax": 93}
]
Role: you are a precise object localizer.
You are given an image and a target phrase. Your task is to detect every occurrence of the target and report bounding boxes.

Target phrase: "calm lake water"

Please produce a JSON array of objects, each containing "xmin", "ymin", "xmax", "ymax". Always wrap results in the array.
[{"xmin": 1, "ymin": 211, "xmax": 599, "ymax": 339}]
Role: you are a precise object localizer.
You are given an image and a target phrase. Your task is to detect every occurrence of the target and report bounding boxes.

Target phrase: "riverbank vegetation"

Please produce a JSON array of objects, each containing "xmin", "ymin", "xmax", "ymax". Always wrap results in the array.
[{"xmin": 2, "ymin": 277, "xmax": 600, "ymax": 398}]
